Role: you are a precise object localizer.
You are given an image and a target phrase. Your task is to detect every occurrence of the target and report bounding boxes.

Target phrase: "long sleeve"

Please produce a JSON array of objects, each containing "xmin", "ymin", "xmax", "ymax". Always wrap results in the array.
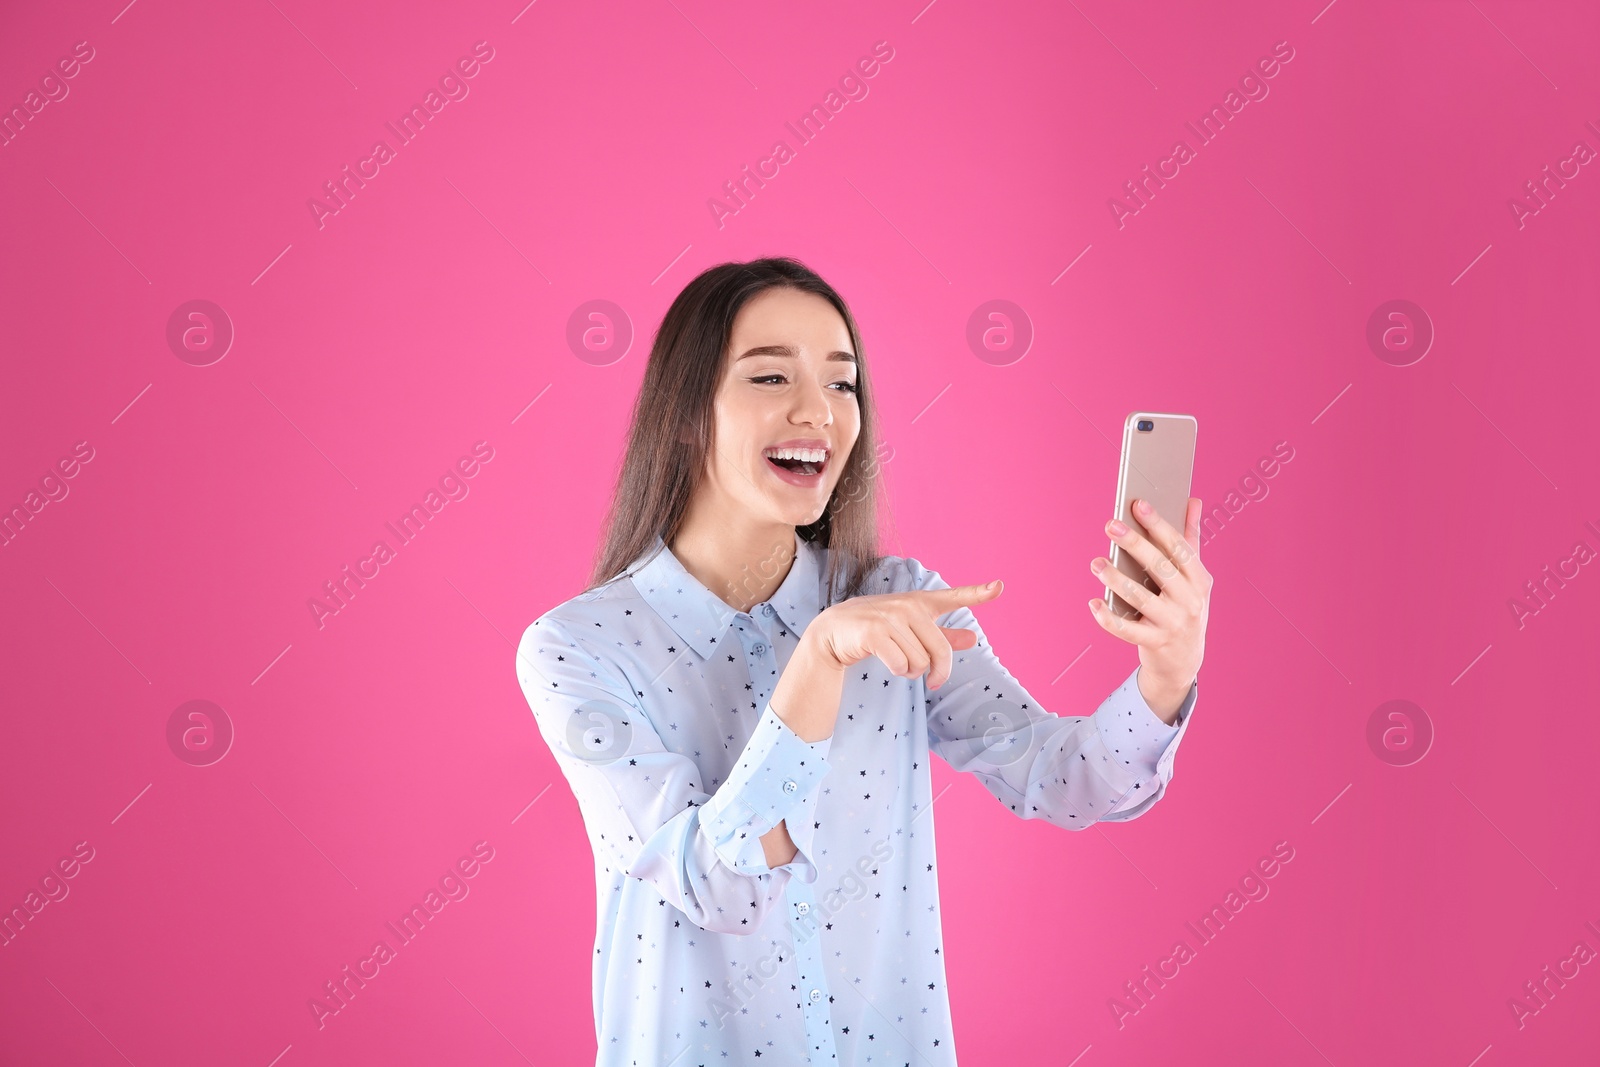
[
  {"xmin": 516, "ymin": 614, "xmax": 833, "ymax": 935},
  {"xmin": 908, "ymin": 558, "xmax": 1197, "ymax": 829}
]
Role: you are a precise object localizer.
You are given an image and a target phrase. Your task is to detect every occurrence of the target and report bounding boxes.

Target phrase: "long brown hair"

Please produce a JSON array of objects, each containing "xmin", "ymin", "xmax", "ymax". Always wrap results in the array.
[{"xmin": 586, "ymin": 256, "xmax": 886, "ymax": 606}]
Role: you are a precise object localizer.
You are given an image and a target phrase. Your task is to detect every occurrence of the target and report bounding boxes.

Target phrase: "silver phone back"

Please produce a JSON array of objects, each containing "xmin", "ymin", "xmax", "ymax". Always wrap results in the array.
[{"xmin": 1107, "ymin": 412, "xmax": 1197, "ymax": 619}]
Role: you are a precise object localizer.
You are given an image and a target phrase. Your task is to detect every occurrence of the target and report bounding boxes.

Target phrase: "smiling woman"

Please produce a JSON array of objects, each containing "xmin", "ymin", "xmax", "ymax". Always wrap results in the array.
[
  {"xmin": 586, "ymin": 259, "xmax": 884, "ymax": 609},
  {"xmin": 515, "ymin": 256, "xmax": 1208, "ymax": 1067}
]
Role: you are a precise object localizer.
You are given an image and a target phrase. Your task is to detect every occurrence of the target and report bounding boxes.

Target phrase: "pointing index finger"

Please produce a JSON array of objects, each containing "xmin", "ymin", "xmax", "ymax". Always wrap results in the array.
[{"xmin": 917, "ymin": 580, "xmax": 1004, "ymax": 613}]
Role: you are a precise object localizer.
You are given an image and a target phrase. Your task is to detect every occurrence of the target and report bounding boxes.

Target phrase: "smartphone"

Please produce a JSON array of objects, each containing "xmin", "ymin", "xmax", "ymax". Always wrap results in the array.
[{"xmin": 1106, "ymin": 412, "xmax": 1197, "ymax": 620}]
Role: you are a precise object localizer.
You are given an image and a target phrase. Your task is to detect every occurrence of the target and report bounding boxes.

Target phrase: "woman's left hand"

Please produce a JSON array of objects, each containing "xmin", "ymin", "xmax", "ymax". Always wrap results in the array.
[{"xmin": 1088, "ymin": 496, "xmax": 1212, "ymax": 716}]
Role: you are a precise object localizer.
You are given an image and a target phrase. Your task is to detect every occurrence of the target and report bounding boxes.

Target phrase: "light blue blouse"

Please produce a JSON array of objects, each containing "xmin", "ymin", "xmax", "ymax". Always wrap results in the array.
[{"xmin": 516, "ymin": 530, "xmax": 1197, "ymax": 1066}]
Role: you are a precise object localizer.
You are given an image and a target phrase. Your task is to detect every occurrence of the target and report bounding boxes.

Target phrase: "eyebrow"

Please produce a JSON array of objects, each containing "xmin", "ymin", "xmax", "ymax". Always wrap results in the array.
[{"xmin": 735, "ymin": 344, "xmax": 857, "ymax": 363}]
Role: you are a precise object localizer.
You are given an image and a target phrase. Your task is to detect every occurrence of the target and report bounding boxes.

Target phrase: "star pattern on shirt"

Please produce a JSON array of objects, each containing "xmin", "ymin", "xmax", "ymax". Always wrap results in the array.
[{"xmin": 515, "ymin": 530, "xmax": 1196, "ymax": 1065}]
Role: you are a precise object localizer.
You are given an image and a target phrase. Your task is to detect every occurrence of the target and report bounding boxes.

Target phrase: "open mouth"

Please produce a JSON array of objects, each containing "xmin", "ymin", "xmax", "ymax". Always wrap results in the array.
[{"xmin": 763, "ymin": 446, "xmax": 829, "ymax": 479}]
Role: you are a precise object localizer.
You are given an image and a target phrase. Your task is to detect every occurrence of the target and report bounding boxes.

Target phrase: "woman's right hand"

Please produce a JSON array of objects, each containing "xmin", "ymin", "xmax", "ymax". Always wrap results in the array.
[{"xmin": 804, "ymin": 580, "xmax": 1005, "ymax": 690}]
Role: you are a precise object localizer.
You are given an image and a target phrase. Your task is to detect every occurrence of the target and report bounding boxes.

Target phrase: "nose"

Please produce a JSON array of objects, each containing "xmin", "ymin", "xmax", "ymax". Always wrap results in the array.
[{"xmin": 790, "ymin": 373, "xmax": 834, "ymax": 429}]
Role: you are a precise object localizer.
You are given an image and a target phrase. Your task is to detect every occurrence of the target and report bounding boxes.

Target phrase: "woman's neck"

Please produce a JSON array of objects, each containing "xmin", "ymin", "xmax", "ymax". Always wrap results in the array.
[{"xmin": 669, "ymin": 514, "xmax": 798, "ymax": 614}]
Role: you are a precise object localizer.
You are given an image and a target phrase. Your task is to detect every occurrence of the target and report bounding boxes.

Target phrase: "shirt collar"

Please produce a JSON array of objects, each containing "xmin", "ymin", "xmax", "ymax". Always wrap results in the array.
[{"xmin": 627, "ymin": 529, "xmax": 826, "ymax": 659}]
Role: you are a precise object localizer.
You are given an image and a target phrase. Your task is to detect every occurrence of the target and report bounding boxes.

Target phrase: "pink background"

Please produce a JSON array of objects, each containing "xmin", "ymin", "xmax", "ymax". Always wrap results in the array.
[{"xmin": 3, "ymin": 0, "xmax": 1598, "ymax": 1064}]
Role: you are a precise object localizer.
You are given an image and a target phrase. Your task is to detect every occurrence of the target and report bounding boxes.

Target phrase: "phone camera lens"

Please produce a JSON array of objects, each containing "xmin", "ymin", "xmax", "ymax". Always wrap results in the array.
[{"xmin": 1136, "ymin": 420, "xmax": 1153, "ymax": 431}]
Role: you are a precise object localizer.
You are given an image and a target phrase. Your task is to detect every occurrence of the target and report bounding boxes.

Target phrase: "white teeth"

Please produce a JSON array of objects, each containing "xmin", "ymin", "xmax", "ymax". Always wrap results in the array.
[{"xmin": 763, "ymin": 447, "xmax": 828, "ymax": 463}]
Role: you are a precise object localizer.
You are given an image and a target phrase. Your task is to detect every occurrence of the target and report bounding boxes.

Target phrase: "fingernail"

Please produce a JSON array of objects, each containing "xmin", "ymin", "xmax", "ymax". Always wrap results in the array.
[
  {"xmin": 1091, "ymin": 558, "xmax": 1106, "ymax": 574},
  {"xmin": 1107, "ymin": 519, "xmax": 1128, "ymax": 536},
  {"xmin": 987, "ymin": 580, "xmax": 1001, "ymax": 589},
  {"xmin": 1136, "ymin": 499, "xmax": 1152, "ymax": 515}
]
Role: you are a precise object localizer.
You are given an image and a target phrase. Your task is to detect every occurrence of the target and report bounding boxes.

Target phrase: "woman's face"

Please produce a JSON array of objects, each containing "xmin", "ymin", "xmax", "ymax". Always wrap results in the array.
[{"xmin": 700, "ymin": 286, "xmax": 861, "ymax": 532}]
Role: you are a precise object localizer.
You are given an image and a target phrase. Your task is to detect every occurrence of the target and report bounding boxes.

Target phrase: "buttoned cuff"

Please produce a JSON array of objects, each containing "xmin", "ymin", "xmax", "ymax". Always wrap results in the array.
[
  {"xmin": 701, "ymin": 703, "xmax": 832, "ymax": 879},
  {"xmin": 1094, "ymin": 665, "xmax": 1195, "ymax": 784}
]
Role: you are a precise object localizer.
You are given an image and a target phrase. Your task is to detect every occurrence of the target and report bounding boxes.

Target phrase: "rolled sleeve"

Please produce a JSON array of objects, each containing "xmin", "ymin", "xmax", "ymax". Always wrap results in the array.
[
  {"xmin": 700, "ymin": 703, "xmax": 832, "ymax": 879},
  {"xmin": 1093, "ymin": 665, "xmax": 1198, "ymax": 821},
  {"xmin": 519, "ymin": 614, "xmax": 832, "ymax": 934},
  {"xmin": 775, "ymin": 789, "xmax": 825, "ymax": 883}
]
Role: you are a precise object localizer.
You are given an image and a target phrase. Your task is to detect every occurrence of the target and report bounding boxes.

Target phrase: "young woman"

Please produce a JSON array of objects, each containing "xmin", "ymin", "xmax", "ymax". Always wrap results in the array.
[{"xmin": 516, "ymin": 257, "xmax": 1211, "ymax": 1066}]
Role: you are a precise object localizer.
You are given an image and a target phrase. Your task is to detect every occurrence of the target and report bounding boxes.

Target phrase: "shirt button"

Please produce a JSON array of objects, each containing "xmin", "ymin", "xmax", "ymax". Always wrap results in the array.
[
  {"xmin": 752, "ymin": 643, "xmax": 766, "ymax": 655},
  {"xmin": 762, "ymin": 604, "xmax": 775, "ymax": 617},
  {"xmin": 795, "ymin": 902, "xmax": 811, "ymax": 915},
  {"xmin": 809, "ymin": 989, "xmax": 823, "ymax": 1003},
  {"xmin": 782, "ymin": 779, "xmax": 798, "ymax": 794}
]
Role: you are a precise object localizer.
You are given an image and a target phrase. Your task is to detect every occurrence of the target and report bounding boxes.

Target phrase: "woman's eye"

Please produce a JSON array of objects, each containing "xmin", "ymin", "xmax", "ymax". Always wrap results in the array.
[{"xmin": 748, "ymin": 375, "xmax": 857, "ymax": 393}]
